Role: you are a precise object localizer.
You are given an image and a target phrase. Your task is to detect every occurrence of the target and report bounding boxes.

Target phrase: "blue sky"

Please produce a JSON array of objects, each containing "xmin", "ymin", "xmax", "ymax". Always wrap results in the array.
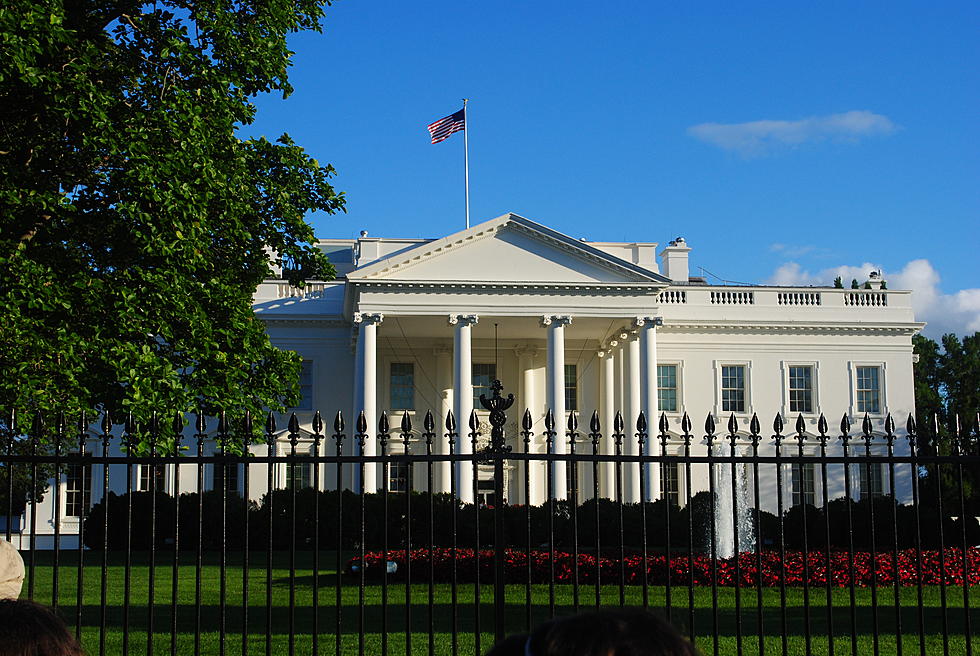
[{"xmin": 245, "ymin": 1, "xmax": 979, "ymax": 337}]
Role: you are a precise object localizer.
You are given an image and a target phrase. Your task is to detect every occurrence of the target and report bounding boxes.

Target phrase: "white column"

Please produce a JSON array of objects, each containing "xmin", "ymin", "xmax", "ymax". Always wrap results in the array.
[
  {"xmin": 450, "ymin": 314, "xmax": 478, "ymax": 503},
  {"xmin": 638, "ymin": 316, "xmax": 662, "ymax": 501},
  {"xmin": 435, "ymin": 346, "xmax": 453, "ymax": 494},
  {"xmin": 626, "ymin": 329, "xmax": 642, "ymax": 503},
  {"xmin": 599, "ymin": 346, "xmax": 616, "ymax": 499},
  {"xmin": 516, "ymin": 346, "xmax": 542, "ymax": 505},
  {"xmin": 354, "ymin": 312, "xmax": 383, "ymax": 494},
  {"xmin": 543, "ymin": 315, "xmax": 571, "ymax": 501}
]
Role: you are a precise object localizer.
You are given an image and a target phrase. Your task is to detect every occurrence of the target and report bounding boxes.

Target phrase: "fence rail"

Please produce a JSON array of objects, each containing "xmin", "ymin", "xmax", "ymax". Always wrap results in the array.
[{"xmin": 3, "ymin": 398, "xmax": 979, "ymax": 656}]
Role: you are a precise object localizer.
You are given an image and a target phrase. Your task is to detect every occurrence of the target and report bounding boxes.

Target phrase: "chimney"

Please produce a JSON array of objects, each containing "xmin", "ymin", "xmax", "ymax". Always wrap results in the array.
[
  {"xmin": 658, "ymin": 237, "xmax": 691, "ymax": 283},
  {"xmin": 867, "ymin": 270, "xmax": 884, "ymax": 290}
]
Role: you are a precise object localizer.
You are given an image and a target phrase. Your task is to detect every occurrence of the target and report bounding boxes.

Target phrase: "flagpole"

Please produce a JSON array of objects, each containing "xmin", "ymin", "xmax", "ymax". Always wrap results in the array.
[{"xmin": 463, "ymin": 98, "xmax": 470, "ymax": 229}]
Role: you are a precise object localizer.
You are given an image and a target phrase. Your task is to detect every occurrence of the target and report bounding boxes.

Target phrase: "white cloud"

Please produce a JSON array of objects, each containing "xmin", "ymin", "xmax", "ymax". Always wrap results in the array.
[
  {"xmin": 688, "ymin": 111, "xmax": 898, "ymax": 156},
  {"xmin": 768, "ymin": 259, "xmax": 980, "ymax": 338}
]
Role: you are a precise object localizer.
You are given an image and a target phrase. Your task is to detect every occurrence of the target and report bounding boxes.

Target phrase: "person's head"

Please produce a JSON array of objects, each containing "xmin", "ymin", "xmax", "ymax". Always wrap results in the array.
[
  {"xmin": 0, "ymin": 538, "xmax": 25, "ymax": 600},
  {"xmin": 0, "ymin": 599, "xmax": 86, "ymax": 656},
  {"xmin": 486, "ymin": 608, "xmax": 699, "ymax": 656}
]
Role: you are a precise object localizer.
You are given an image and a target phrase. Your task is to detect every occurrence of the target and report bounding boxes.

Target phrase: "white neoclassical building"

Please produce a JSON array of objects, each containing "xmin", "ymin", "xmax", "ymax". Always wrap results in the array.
[
  {"xmin": 255, "ymin": 212, "xmax": 922, "ymax": 507},
  {"xmin": 12, "ymin": 212, "xmax": 924, "ymax": 547}
]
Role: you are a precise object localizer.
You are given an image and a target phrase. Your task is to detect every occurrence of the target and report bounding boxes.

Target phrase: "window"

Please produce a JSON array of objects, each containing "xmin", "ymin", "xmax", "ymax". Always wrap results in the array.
[
  {"xmin": 296, "ymin": 360, "xmax": 313, "ymax": 410},
  {"xmin": 139, "ymin": 464, "xmax": 166, "ymax": 492},
  {"xmin": 472, "ymin": 363, "xmax": 496, "ymax": 407},
  {"xmin": 860, "ymin": 463, "xmax": 884, "ymax": 499},
  {"xmin": 65, "ymin": 461, "xmax": 92, "ymax": 518},
  {"xmin": 390, "ymin": 362, "xmax": 415, "ymax": 410},
  {"xmin": 791, "ymin": 463, "xmax": 816, "ymax": 506},
  {"xmin": 477, "ymin": 477, "xmax": 496, "ymax": 507},
  {"xmin": 662, "ymin": 462, "xmax": 680, "ymax": 506},
  {"xmin": 856, "ymin": 366, "xmax": 881, "ymax": 414},
  {"xmin": 721, "ymin": 365, "xmax": 746, "ymax": 413},
  {"xmin": 564, "ymin": 364, "xmax": 578, "ymax": 411},
  {"xmin": 388, "ymin": 461, "xmax": 408, "ymax": 493},
  {"xmin": 788, "ymin": 366, "xmax": 814, "ymax": 414},
  {"xmin": 286, "ymin": 458, "xmax": 312, "ymax": 489},
  {"xmin": 658, "ymin": 365, "xmax": 678, "ymax": 412},
  {"xmin": 212, "ymin": 462, "xmax": 239, "ymax": 494}
]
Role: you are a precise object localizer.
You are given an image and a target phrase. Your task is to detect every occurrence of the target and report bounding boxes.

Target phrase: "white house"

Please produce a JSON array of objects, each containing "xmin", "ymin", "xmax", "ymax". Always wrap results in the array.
[{"xmin": 13, "ymin": 213, "xmax": 923, "ymax": 547}]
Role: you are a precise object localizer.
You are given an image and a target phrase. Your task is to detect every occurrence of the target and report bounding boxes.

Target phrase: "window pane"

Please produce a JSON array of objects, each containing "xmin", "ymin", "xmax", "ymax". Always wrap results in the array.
[
  {"xmin": 860, "ymin": 463, "xmax": 883, "ymax": 499},
  {"xmin": 286, "ymin": 459, "xmax": 312, "ymax": 489},
  {"xmin": 721, "ymin": 365, "xmax": 746, "ymax": 413},
  {"xmin": 472, "ymin": 363, "xmax": 496, "ymax": 407},
  {"xmin": 788, "ymin": 365, "xmax": 814, "ymax": 414},
  {"xmin": 564, "ymin": 364, "xmax": 577, "ymax": 411},
  {"xmin": 213, "ymin": 462, "xmax": 239, "ymax": 493},
  {"xmin": 658, "ymin": 365, "xmax": 678, "ymax": 412},
  {"xmin": 662, "ymin": 462, "xmax": 680, "ymax": 506},
  {"xmin": 389, "ymin": 461, "xmax": 408, "ymax": 492},
  {"xmin": 296, "ymin": 360, "xmax": 313, "ymax": 410},
  {"xmin": 791, "ymin": 463, "xmax": 815, "ymax": 506},
  {"xmin": 140, "ymin": 464, "xmax": 166, "ymax": 492},
  {"xmin": 856, "ymin": 366, "xmax": 881, "ymax": 413},
  {"xmin": 65, "ymin": 462, "xmax": 92, "ymax": 518},
  {"xmin": 390, "ymin": 362, "xmax": 415, "ymax": 410}
]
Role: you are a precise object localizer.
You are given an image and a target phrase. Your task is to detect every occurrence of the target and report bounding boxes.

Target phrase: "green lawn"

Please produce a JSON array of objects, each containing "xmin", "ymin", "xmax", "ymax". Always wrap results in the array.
[{"xmin": 22, "ymin": 551, "xmax": 979, "ymax": 655}]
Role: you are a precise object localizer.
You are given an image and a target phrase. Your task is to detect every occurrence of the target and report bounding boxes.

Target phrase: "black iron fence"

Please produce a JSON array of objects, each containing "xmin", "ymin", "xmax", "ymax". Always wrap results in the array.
[{"xmin": 2, "ymin": 398, "xmax": 979, "ymax": 656}]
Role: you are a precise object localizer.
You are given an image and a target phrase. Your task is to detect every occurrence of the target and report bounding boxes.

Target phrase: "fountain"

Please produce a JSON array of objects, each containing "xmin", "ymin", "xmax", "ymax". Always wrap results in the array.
[{"xmin": 713, "ymin": 452, "xmax": 755, "ymax": 559}]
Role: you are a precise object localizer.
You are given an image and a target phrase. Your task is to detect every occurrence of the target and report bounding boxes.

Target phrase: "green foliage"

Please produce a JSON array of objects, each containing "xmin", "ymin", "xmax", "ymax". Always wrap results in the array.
[
  {"xmin": 833, "ymin": 276, "xmax": 843, "ymax": 288},
  {"xmin": 914, "ymin": 333, "xmax": 980, "ymax": 513},
  {"xmin": 881, "ymin": 280, "xmax": 887, "ymax": 290},
  {"xmin": 851, "ymin": 279, "xmax": 860, "ymax": 289},
  {"xmin": 0, "ymin": 1, "xmax": 344, "ymax": 449}
]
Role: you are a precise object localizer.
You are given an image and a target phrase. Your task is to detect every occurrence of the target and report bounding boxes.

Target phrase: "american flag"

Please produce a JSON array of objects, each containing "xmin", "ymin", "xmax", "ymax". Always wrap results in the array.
[{"xmin": 427, "ymin": 109, "xmax": 465, "ymax": 144}]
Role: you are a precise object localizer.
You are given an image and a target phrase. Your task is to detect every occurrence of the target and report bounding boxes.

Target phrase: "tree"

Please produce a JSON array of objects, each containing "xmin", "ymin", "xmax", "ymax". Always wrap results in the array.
[
  {"xmin": 833, "ymin": 276, "xmax": 843, "ymax": 289},
  {"xmin": 851, "ymin": 279, "xmax": 859, "ymax": 289},
  {"xmin": 0, "ymin": 1, "xmax": 344, "ymax": 451},
  {"xmin": 913, "ymin": 332, "xmax": 980, "ymax": 514}
]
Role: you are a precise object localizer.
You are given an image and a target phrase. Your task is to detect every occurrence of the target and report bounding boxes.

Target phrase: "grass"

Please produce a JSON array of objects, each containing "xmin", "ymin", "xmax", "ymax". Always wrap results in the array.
[{"xmin": 22, "ymin": 550, "xmax": 979, "ymax": 655}]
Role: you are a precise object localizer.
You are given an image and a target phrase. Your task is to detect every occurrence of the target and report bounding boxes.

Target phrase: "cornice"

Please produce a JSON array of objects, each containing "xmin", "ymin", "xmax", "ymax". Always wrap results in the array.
[
  {"xmin": 661, "ymin": 320, "xmax": 922, "ymax": 336},
  {"xmin": 258, "ymin": 316, "xmax": 349, "ymax": 327},
  {"xmin": 348, "ymin": 280, "xmax": 664, "ymax": 294}
]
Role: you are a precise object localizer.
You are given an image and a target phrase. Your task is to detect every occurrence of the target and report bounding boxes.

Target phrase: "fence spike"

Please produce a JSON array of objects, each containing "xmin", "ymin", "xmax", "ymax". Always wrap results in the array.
[
  {"xmin": 727, "ymin": 412, "xmax": 738, "ymax": 436},
  {"xmin": 568, "ymin": 410, "xmax": 578, "ymax": 433},
  {"xmin": 76, "ymin": 411, "xmax": 87, "ymax": 434},
  {"xmin": 355, "ymin": 410, "xmax": 367, "ymax": 435},
  {"xmin": 401, "ymin": 410, "xmax": 412, "ymax": 434},
  {"xmin": 906, "ymin": 413, "xmax": 916, "ymax": 437},
  {"xmin": 377, "ymin": 410, "xmax": 389, "ymax": 435},
  {"xmin": 218, "ymin": 410, "xmax": 229, "ymax": 436},
  {"xmin": 817, "ymin": 413, "xmax": 828, "ymax": 436},
  {"xmin": 772, "ymin": 413, "xmax": 783, "ymax": 435},
  {"xmin": 265, "ymin": 410, "xmax": 276, "ymax": 435},
  {"xmin": 196, "ymin": 411, "xmax": 207, "ymax": 435},
  {"xmin": 423, "ymin": 410, "xmax": 435, "ymax": 433},
  {"xmin": 795, "ymin": 413, "xmax": 806, "ymax": 436},
  {"xmin": 287, "ymin": 412, "xmax": 300, "ymax": 435},
  {"xmin": 635, "ymin": 410, "xmax": 646, "ymax": 434},
  {"xmin": 840, "ymin": 413, "xmax": 850, "ymax": 436},
  {"xmin": 614, "ymin": 410, "xmax": 625, "ymax": 434},
  {"xmin": 172, "ymin": 411, "xmax": 185, "ymax": 435},
  {"xmin": 704, "ymin": 413, "xmax": 715, "ymax": 436},
  {"xmin": 312, "ymin": 410, "xmax": 323, "ymax": 435},
  {"xmin": 659, "ymin": 412, "xmax": 669, "ymax": 435},
  {"xmin": 544, "ymin": 408, "xmax": 555, "ymax": 431},
  {"xmin": 468, "ymin": 409, "xmax": 480, "ymax": 433},
  {"xmin": 333, "ymin": 410, "xmax": 344, "ymax": 434},
  {"xmin": 749, "ymin": 412, "xmax": 760, "ymax": 437},
  {"xmin": 884, "ymin": 413, "xmax": 895, "ymax": 437},
  {"xmin": 444, "ymin": 409, "xmax": 456, "ymax": 434},
  {"xmin": 680, "ymin": 412, "xmax": 692, "ymax": 435},
  {"xmin": 99, "ymin": 409, "xmax": 111, "ymax": 435},
  {"xmin": 862, "ymin": 413, "xmax": 873, "ymax": 437}
]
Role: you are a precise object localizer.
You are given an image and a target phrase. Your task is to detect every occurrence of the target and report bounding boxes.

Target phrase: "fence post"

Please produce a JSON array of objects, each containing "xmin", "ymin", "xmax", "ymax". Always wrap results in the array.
[{"xmin": 479, "ymin": 379, "xmax": 514, "ymax": 645}]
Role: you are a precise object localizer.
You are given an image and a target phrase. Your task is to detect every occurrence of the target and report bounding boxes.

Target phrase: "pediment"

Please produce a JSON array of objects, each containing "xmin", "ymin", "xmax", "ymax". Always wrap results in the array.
[{"xmin": 347, "ymin": 214, "xmax": 669, "ymax": 286}]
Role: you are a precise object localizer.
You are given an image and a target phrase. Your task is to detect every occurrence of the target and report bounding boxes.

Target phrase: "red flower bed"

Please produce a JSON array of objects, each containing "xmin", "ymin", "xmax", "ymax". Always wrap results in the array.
[{"xmin": 347, "ymin": 547, "xmax": 980, "ymax": 587}]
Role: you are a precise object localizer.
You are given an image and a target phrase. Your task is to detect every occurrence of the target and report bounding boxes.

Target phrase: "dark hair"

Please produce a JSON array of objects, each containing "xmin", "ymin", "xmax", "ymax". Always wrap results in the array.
[
  {"xmin": 0, "ymin": 599, "xmax": 86, "ymax": 656},
  {"xmin": 486, "ymin": 608, "xmax": 699, "ymax": 656}
]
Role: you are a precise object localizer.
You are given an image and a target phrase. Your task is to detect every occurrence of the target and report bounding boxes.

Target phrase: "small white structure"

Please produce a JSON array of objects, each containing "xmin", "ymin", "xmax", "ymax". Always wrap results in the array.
[{"xmin": 13, "ymin": 213, "xmax": 923, "ymax": 547}]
